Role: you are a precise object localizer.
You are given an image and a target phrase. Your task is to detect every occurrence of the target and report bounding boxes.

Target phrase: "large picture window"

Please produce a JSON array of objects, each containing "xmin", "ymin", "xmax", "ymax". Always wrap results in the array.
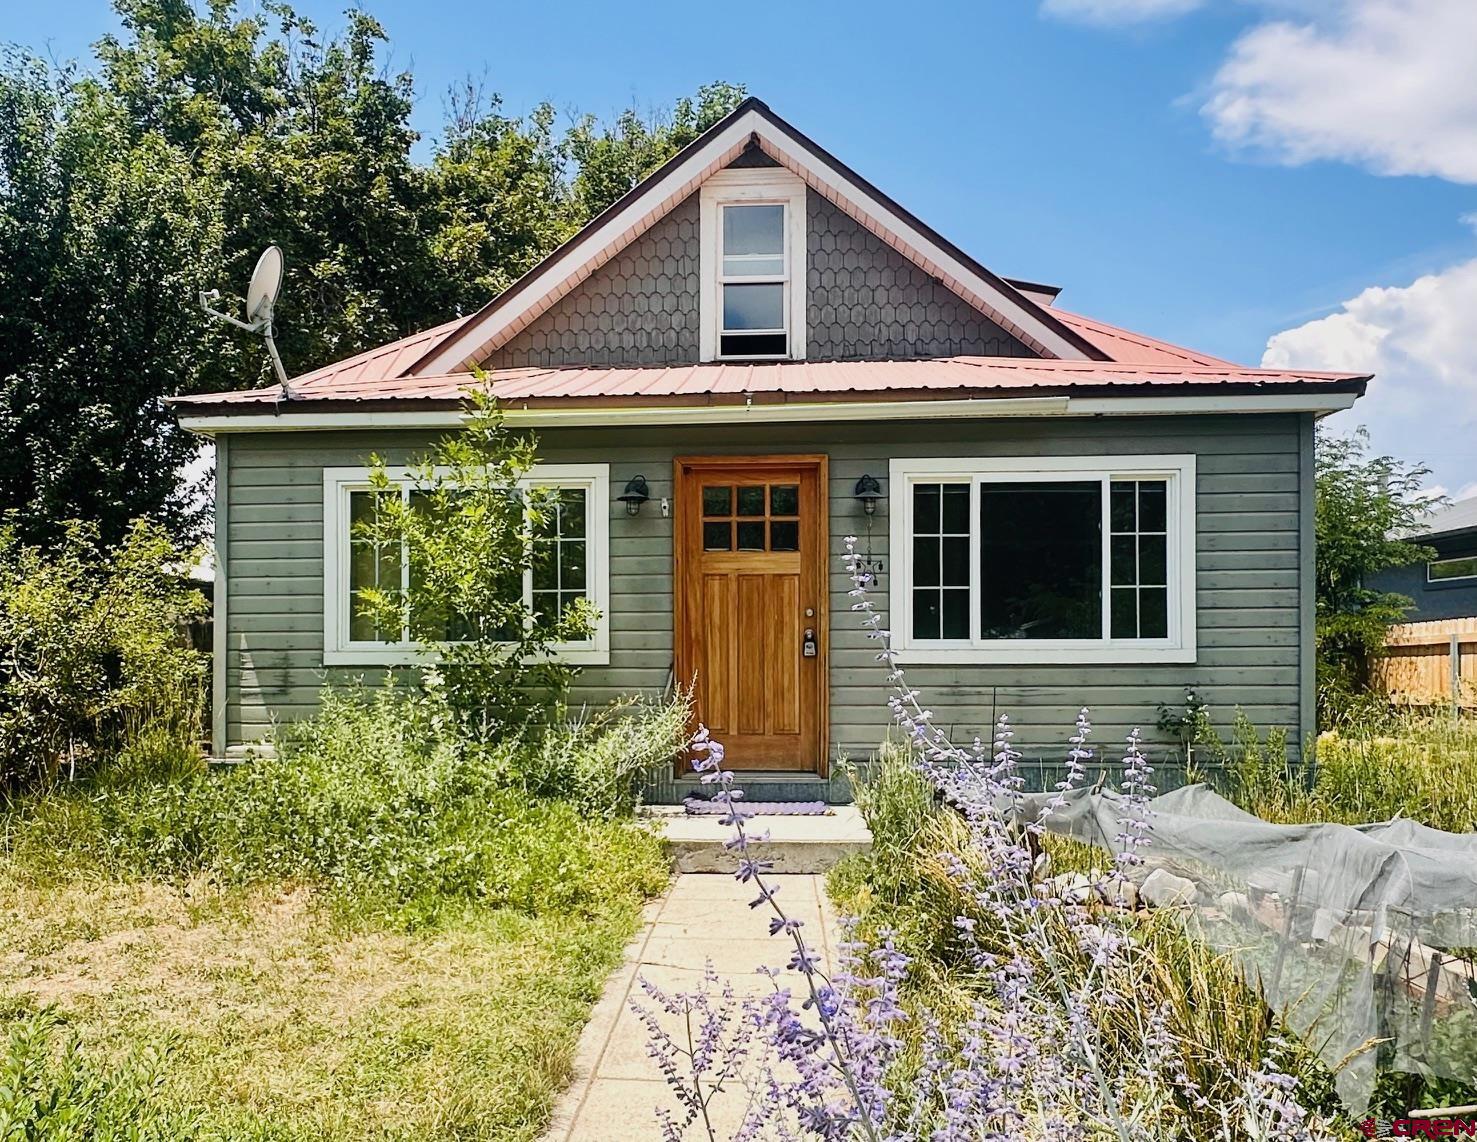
[
  {"xmin": 889, "ymin": 456, "xmax": 1196, "ymax": 664},
  {"xmin": 323, "ymin": 464, "xmax": 609, "ymax": 666}
]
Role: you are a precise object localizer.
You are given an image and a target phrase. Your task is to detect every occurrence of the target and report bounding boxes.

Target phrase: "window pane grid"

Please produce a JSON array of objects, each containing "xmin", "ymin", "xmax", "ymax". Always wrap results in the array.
[
  {"xmin": 346, "ymin": 481, "xmax": 594, "ymax": 646},
  {"xmin": 911, "ymin": 482, "xmax": 971, "ymax": 640},
  {"xmin": 700, "ymin": 482, "xmax": 801, "ymax": 552},
  {"xmin": 1109, "ymin": 479, "xmax": 1170, "ymax": 640},
  {"xmin": 348, "ymin": 490, "xmax": 399, "ymax": 642},
  {"xmin": 532, "ymin": 488, "xmax": 588, "ymax": 631},
  {"xmin": 903, "ymin": 471, "xmax": 1181, "ymax": 649}
]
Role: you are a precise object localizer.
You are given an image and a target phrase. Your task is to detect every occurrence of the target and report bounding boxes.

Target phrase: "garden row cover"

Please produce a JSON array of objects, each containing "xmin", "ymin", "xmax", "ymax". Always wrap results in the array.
[{"xmin": 1006, "ymin": 782, "xmax": 1477, "ymax": 1115}]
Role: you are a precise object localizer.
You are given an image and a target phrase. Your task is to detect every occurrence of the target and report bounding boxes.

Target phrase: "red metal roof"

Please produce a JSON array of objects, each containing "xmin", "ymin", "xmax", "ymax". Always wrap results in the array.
[
  {"xmin": 169, "ymin": 292, "xmax": 1365, "ymax": 415},
  {"xmin": 172, "ymin": 354, "xmax": 1368, "ymax": 413},
  {"xmin": 1051, "ymin": 309, "xmax": 1238, "ymax": 368}
]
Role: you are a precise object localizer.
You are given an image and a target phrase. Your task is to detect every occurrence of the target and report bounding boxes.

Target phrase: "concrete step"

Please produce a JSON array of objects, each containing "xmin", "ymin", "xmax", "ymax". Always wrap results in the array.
[{"xmin": 644, "ymin": 805, "xmax": 872, "ymax": 874}]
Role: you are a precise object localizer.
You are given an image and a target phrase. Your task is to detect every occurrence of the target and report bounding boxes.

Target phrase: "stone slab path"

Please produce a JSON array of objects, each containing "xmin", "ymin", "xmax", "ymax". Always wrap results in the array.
[{"xmin": 543, "ymin": 873, "xmax": 841, "ymax": 1141}]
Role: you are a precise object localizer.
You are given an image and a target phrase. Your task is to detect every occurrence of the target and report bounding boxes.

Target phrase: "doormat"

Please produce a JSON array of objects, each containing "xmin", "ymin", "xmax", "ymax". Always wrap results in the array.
[{"xmin": 682, "ymin": 797, "xmax": 830, "ymax": 817}]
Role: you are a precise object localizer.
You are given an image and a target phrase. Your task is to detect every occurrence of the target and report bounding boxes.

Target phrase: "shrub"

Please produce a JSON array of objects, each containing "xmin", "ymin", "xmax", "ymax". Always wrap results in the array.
[
  {"xmin": 514, "ymin": 692, "xmax": 691, "ymax": 817},
  {"xmin": 1313, "ymin": 428, "xmax": 1438, "ymax": 727},
  {"xmin": 0, "ymin": 518, "xmax": 206, "ymax": 796},
  {"xmin": 3, "ymin": 684, "xmax": 672, "ymax": 925},
  {"xmin": 0, "ymin": 1010, "xmax": 201, "ymax": 1140}
]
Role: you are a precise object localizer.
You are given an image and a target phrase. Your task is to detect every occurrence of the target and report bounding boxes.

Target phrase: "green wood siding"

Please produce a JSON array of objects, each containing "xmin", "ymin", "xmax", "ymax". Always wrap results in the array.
[{"xmin": 221, "ymin": 413, "xmax": 1314, "ymax": 769}]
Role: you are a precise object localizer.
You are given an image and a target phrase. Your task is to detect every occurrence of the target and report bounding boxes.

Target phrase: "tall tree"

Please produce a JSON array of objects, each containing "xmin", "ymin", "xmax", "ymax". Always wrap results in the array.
[
  {"xmin": 1314, "ymin": 427, "xmax": 1440, "ymax": 724},
  {"xmin": 0, "ymin": 0, "xmax": 741, "ymax": 546},
  {"xmin": 563, "ymin": 83, "xmax": 748, "ymax": 218},
  {"xmin": 0, "ymin": 53, "xmax": 235, "ymax": 543}
]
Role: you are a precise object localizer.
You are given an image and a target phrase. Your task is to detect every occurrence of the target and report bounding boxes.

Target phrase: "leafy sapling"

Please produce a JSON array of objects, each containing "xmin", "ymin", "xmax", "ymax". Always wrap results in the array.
[{"xmin": 354, "ymin": 389, "xmax": 598, "ymax": 741}]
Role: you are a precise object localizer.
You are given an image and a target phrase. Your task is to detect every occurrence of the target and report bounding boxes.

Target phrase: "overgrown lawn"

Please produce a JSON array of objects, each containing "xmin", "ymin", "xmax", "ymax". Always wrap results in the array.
[{"xmin": 0, "ymin": 686, "xmax": 681, "ymax": 1139}]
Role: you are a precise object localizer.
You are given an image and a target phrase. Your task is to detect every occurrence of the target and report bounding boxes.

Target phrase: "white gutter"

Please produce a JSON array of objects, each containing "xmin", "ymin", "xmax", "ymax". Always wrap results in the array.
[
  {"xmin": 1069, "ymin": 392, "xmax": 1358, "ymax": 416},
  {"xmin": 176, "ymin": 391, "xmax": 1358, "ymax": 435}
]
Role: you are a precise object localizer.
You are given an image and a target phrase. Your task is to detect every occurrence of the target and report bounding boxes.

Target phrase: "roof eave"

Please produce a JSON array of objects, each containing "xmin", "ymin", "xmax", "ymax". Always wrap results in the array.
[{"xmin": 170, "ymin": 374, "xmax": 1369, "ymax": 421}]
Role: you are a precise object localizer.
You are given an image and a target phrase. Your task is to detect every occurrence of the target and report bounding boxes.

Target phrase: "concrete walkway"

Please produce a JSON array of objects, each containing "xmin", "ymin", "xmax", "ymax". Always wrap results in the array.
[
  {"xmin": 543, "ymin": 873, "xmax": 842, "ymax": 1141},
  {"xmin": 649, "ymin": 805, "xmax": 872, "ymax": 873}
]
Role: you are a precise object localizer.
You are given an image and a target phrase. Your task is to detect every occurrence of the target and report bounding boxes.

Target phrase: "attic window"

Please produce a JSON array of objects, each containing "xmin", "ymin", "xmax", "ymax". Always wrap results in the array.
[
  {"xmin": 700, "ymin": 169, "xmax": 807, "ymax": 362},
  {"xmin": 721, "ymin": 204, "xmax": 788, "ymax": 357}
]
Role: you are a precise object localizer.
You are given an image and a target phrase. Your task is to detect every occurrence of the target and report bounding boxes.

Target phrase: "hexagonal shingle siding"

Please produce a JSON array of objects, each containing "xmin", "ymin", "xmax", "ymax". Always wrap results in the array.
[
  {"xmin": 485, "ymin": 194, "xmax": 702, "ymax": 369},
  {"xmin": 805, "ymin": 192, "xmax": 1031, "ymax": 361},
  {"xmin": 485, "ymin": 186, "xmax": 1034, "ymax": 368}
]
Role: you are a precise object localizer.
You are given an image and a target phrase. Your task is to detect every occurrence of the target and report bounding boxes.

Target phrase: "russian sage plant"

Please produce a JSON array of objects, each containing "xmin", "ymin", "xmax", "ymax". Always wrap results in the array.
[{"xmin": 638, "ymin": 537, "xmax": 1331, "ymax": 1140}]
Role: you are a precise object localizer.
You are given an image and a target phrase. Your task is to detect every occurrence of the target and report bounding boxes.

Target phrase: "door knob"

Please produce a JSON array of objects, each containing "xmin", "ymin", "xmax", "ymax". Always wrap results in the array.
[{"xmin": 802, "ymin": 628, "xmax": 817, "ymax": 658}]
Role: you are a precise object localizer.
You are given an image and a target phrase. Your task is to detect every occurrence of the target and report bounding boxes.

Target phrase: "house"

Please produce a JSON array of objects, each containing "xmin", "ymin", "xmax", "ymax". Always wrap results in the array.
[
  {"xmin": 1367, "ymin": 496, "xmax": 1477, "ymax": 709},
  {"xmin": 171, "ymin": 98, "xmax": 1369, "ymax": 799},
  {"xmin": 1369, "ymin": 495, "xmax": 1477, "ymax": 624}
]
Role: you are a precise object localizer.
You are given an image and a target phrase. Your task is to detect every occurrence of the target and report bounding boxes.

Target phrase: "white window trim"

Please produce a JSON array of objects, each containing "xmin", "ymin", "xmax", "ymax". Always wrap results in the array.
[
  {"xmin": 887, "ymin": 455, "xmax": 1198, "ymax": 665},
  {"xmin": 322, "ymin": 463, "xmax": 610, "ymax": 667},
  {"xmin": 699, "ymin": 168, "xmax": 807, "ymax": 363},
  {"xmin": 1427, "ymin": 555, "xmax": 1477, "ymax": 583}
]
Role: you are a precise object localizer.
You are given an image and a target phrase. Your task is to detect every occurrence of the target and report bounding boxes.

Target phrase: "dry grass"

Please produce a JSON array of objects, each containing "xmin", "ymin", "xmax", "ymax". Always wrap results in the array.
[
  {"xmin": 1232, "ymin": 713, "xmax": 1477, "ymax": 832},
  {"xmin": 0, "ymin": 871, "xmax": 639, "ymax": 1140}
]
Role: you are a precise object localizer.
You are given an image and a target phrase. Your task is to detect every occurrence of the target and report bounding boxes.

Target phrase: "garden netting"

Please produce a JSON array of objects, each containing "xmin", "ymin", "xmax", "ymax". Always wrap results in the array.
[{"xmin": 1007, "ymin": 783, "xmax": 1477, "ymax": 1114}]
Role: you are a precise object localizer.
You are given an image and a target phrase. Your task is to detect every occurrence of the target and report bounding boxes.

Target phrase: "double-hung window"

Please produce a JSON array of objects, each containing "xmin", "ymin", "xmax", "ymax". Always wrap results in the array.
[
  {"xmin": 322, "ymin": 463, "xmax": 610, "ymax": 666},
  {"xmin": 699, "ymin": 169, "xmax": 807, "ymax": 361},
  {"xmin": 889, "ymin": 456, "xmax": 1196, "ymax": 664}
]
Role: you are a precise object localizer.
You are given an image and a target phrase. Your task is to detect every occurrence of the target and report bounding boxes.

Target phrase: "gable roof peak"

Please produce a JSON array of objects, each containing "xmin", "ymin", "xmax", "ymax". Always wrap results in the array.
[{"xmin": 407, "ymin": 99, "xmax": 1109, "ymax": 376}]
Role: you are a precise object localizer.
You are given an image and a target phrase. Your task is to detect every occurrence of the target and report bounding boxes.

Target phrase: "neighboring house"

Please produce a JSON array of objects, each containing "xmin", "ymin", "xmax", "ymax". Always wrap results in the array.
[
  {"xmin": 1368, "ymin": 495, "xmax": 1477, "ymax": 623},
  {"xmin": 171, "ymin": 98, "xmax": 1368, "ymax": 798}
]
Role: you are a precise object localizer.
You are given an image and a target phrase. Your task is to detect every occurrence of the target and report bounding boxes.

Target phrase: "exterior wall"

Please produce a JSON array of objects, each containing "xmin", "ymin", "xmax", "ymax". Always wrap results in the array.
[
  {"xmin": 1367, "ymin": 532, "xmax": 1477, "ymax": 623},
  {"xmin": 221, "ymin": 413, "xmax": 1313, "ymax": 787},
  {"xmin": 483, "ymin": 194, "xmax": 702, "ymax": 369},
  {"xmin": 805, "ymin": 193, "xmax": 1032, "ymax": 360},
  {"xmin": 482, "ymin": 190, "xmax": 1034, "ymax": 369}
]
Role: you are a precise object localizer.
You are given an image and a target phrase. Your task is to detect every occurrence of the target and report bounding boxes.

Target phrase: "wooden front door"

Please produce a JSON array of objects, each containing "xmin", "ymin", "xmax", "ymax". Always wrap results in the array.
[{"xmin": 674, "ymin": 456, "xmax": 828, "ymax": 773}]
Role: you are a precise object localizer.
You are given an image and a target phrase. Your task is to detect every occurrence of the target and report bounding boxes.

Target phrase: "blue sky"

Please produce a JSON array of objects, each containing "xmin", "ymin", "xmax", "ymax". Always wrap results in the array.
[{"xmin": 7, "ymin": 0, "xmax": 1477, "ymax": 494}]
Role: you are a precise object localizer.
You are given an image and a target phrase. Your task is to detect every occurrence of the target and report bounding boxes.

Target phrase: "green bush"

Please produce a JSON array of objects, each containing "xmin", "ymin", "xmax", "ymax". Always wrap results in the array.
[
  {"xmin": 513, "ymin": 692, "xmax": 690, "ymax": 817},
  {"xmin": 3, "ymin": 684, "xmax": 673, "ymax": 926},
  {"xmin": 0, "ymin": 519, "xmax": 206, "ymax": 796},
  {"xmin": 358, "ymin": 393, "xmax": 601, "ymax": 742},
  {"xmin": 0, "ymin": 1010, "xmax": 201, "ymax": 1140}
]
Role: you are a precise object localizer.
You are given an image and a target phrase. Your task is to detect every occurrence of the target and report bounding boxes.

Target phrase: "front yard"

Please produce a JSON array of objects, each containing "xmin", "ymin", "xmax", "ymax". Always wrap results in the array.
[
  {"xmin": 0, "ymin": 686, "xmax": 679, "ymax": 1140},
  {"xmin": 1, "ymin": 879, "xmax": 636, "ymax": 1140}
]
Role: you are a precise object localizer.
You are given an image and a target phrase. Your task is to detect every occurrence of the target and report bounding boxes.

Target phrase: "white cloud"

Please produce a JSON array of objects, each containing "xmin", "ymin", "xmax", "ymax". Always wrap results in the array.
[
  {"xmin": 1262, "ymin": 259, "xmax": 1477, "ymax": 491},
  {"xmin": 1041, "ymin": 0, "xmax": 1204, "ymax": 24},
  {"xmin": 1462, "ymin": 212, "xmax": 1477, "ymax": 235},
  {"xmin": 1203, "ymin": 0, "xmax": 1477, "ymax": 183},
  {"xmin": 1426, "ymin": 483, "xmax": 1477, "ymax": 503}
]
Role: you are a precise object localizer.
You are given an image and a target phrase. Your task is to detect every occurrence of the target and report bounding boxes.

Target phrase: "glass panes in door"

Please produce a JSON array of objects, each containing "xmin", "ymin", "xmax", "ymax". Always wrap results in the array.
[{"xmin": 700, "ymin": 482, "xmax": 802, "ymax": 552}]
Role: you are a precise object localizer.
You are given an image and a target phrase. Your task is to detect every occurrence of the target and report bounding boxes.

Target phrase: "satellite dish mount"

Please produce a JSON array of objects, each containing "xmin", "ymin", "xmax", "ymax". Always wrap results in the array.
[{"xmin": 200, "ymin": 245, "xmax": 291, "ymax": 397}]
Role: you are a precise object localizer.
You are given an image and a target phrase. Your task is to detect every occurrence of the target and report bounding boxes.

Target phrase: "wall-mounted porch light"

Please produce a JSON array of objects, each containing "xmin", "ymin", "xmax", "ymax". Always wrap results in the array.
[
  {"xmin": 853, "ymin": 473, "xmax": 882, "ymax": 516},
  {"xmin": 618, "ymin": 475, "xmax": 651, "ymax": 516}
]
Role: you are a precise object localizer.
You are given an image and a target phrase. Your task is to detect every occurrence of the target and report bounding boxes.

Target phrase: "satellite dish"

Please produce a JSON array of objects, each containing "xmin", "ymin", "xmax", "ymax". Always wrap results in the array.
[
  {"xmin": 200, "ymin": 245, "xmax": 291, "ymax": 395},
  {"xmin": 245, "ymin": 245, "xmax": 284, "ymax": 325}
]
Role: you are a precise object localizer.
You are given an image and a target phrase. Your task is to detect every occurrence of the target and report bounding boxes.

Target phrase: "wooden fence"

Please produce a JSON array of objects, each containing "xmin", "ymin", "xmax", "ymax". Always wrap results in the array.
[{"xmin": 1375, "ymin": 617, "xmax": 1477, "ymax": 709}]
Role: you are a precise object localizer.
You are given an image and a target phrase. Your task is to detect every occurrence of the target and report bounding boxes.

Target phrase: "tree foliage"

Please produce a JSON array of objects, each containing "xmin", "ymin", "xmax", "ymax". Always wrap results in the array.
[
  {"xmin": 0, "ymin": 1, "xmax": 743, "ymax": 546},
  {"xmin": 0, "ymin": 518, "xmax": 207, "ymax": 795},
  {"xmin": 1314, "ymin": 427, "xmax": 1439, "ymax": 724},
  {"xmin": 357, "ymin": 392, "xmax": 595, "ymax": 741}
]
